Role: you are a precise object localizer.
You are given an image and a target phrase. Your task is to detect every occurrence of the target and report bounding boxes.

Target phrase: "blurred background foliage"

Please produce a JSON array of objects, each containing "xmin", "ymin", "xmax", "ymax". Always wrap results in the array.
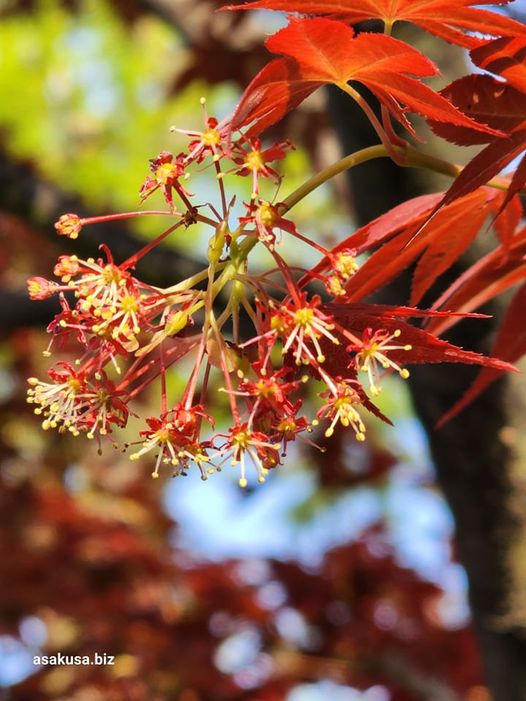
[
  {"xmin": 0, "ymin": 0, "xmax": 340, "ymax": 255},
  {"xmin": 0, "ymin": 1, "xmax": 489, "ymax": 700}
]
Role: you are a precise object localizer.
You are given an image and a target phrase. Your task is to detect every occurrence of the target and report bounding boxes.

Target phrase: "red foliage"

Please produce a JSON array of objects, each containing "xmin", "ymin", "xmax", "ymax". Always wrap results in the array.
[
  {"xmin": 431, "ymin": 86, "xmax": 526, "ymax": 209},
  {"xmin": 218, "ymin": 2, "xmax": 526, "ymax": 416},
  {"xmin": 224, "ymin": 0, "xmax": 526, "ymax": 47},
  {"xmin": 229, "ymin": 17, "xmax": 502, "ymax": 137},
  {"xmin": 438, "ymin": 281, "xmax": 526, "ymax": 425}
]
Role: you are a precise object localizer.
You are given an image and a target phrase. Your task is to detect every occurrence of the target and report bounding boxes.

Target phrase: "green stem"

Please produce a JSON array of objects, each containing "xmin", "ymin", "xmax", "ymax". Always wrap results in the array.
[
  {"xmin": 163, "ymin": 264, "xmax": 225, "ymax": 295},
  {"xmin": 282, "ymin": 144, "xmax": 516, "ymax": 213},
  {"xmin": 403, "ymin": 149, "xmax": 517, "ymax": 192},
  {"xmin": 282, "ymin": 144, "xmax": 386, "ymax": 212}
]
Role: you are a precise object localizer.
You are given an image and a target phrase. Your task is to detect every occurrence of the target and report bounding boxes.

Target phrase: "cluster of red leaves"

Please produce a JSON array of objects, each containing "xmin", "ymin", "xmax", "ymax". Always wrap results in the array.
[
  {"xmin": 432, "ymin": 37, "xmax": 526, "ymax": 211},
  {"xmin": 225, "ymin": 0, "xmax": 526, "ymax": 48},
  {"xmin": 222, "ymin": 0, "xmax": 526, "ymax": 423},
  {"xmin": 320, "ymin": 189, "xmax": 526, "ymax": 422}
]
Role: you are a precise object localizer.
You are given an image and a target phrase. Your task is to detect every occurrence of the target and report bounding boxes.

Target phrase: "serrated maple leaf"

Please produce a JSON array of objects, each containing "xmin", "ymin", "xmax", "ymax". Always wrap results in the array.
[
  {"xmin": 326, "ymin": 302, "xmax": 489, "ymax": 320},
  {"xmin": 229, "ymin": 17, "xmax": 502, "ymax": 137},
  {"xmin": 224, "ymin": 0, "xmax": 526, "ymax": 49},
  {"xmin": 323, "ymin": 188, "xmax": 501, "ymax": 304},
  {"xmin": 430, "ymin": 54, "xmax": 526, "ymax": 213},
  {"xmin": 493, "ymin": 194, "xmax": 523, "ymax": 249},
  {"xmin": 437, "ymin": 281, "xmax": 526, "ymax": 426},
  {"xmin": 471, "ymin": 36, "xmax": 526, "ymax": 93},
  {"xmin": 301, "ymin": 193, "xmax": 443, "ymax": 290},
  {"xmin": 427, "ymin": 225, "xmax": 526, "ymax": 336},
  {"xmin": 321, "ymin": 303, "xmax": 515, "ymax": 371},
  {"xmin": 303, "ymin": 188, "xmax": 515, "ymax": 310},
  {"xmin": 438, "ymin": 130, "xmax": 526, "ymax": 213},
  {"xmin": 430, "ymin": 74, "xmax": 526, "ymax": 146}
]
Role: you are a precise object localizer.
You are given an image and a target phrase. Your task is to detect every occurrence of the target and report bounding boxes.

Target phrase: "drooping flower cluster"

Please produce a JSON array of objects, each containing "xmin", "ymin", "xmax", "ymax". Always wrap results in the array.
[{"xmin": 27, "ymin": 101, "xmax": 413, "ymax": 486}]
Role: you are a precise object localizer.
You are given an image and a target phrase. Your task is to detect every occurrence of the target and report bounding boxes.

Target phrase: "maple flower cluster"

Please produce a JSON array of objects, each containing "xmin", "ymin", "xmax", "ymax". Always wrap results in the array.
[{"xmin": 27, "ymin": 102, "xmax": 413, "ymax": 486}]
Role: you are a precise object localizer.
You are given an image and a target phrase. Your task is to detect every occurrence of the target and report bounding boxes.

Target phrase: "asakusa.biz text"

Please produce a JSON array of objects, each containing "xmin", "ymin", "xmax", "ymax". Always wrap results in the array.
[{"xmin": 33, "ymin": 653, "xmax": 115, "ymax": 666}]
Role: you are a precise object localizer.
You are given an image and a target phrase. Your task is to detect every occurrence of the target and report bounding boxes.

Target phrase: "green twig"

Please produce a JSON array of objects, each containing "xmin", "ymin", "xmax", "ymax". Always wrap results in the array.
[{"xmin": 282, "ymin": 144, "xmax": 517, "ymax": 213}]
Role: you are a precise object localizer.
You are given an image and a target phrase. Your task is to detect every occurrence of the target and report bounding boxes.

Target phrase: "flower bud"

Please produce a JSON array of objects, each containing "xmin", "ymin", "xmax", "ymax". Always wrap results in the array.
[
  {"xmin": 54, "ymin": 213, "xmax": 82, "ymax": 239},
  {"xmin": 27, "ymin": 277, "xmax": 57, "ymax": 300}
]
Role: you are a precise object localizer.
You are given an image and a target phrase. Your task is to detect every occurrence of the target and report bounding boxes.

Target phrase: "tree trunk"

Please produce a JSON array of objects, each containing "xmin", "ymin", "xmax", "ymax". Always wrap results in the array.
[{"xmin": 327, "ymin": 83, "xmax": 526, "ymax": 701}]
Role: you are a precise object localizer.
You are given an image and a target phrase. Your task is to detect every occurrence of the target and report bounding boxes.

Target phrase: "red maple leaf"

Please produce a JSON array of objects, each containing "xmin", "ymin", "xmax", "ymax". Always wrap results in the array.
[
  {"xmin": 302, "ymin": 192, "xmax": 443, "ymax": 290},
  {"xmin": 471, "ymin": 36, "xmax": 526, "ymax": 93},
  {"xmin": 430, "ymin": 73, "xmax": 526, "ymax": 146},
  {"xmin": 426, "ymin": 224, "xmax": 526, "ymax": 337},
  {"xmin": 228, "ymin": 17, "xmax": 502, "ymax": 138},
  {"xmin": 342, "ymin": 190, "xmax": 501, "ymax": 304},
  {"xmin": 304, "ymin": 188, "xmax": 505, "ymax": 306},
  {"xmin": 430, "ymin": 41, "xmax": 526, "ymax": 213},
  {"xmin": 224, "ymin": 0, "xmax": 526, "ymax": 48},
  {"xmin": 437, "ymin": 281, "xmax": 526, "ymax": 425},
  {"xmin": 322, "ymin": 302, "xmax": 515, "ymax": 371}
]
